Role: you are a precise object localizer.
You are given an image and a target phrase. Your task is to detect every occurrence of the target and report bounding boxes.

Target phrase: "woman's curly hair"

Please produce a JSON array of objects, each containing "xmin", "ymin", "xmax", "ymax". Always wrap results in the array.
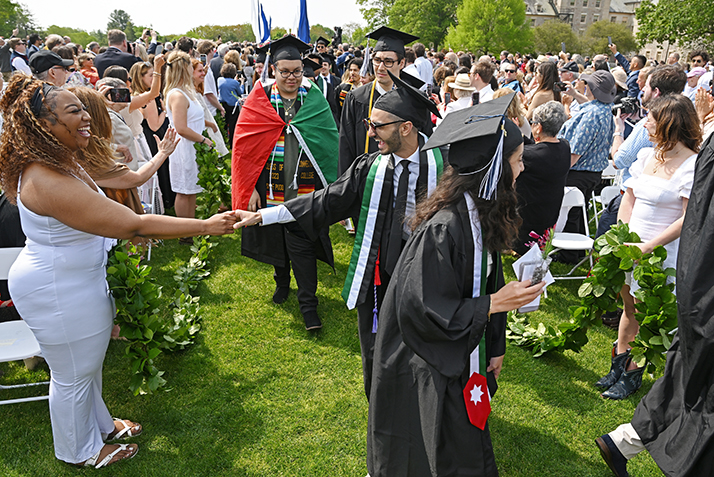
[
  {"xmin": 0, "ymin": 75, "xmax": 79, "ymax": 203},
  {"xmin": 411, "ymin": 155, "xmax": 522, "ymax": 253}
]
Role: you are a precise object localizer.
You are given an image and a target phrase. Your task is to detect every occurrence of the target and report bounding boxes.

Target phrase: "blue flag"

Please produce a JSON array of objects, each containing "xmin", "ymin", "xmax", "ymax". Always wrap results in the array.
[{"xmin": 296, "ymin": 0, "xmax": 310, "ymax": 44}]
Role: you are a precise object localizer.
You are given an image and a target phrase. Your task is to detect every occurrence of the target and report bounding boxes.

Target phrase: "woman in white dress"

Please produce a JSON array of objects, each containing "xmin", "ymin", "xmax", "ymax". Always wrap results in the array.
[
  {"xmin": 164, "ymin": 51, "xmax": 215, "ymax": 223},
  {"xmin": 191, "ymin": 58, "xmax": 229, "ymax": 156},
  {"xmin": 597, "ymin": 94, "xmax": 702, "ymax": 400},
  {"xmin": 0, "ymin": 75, "xmax": 236, "ymax": 469}
]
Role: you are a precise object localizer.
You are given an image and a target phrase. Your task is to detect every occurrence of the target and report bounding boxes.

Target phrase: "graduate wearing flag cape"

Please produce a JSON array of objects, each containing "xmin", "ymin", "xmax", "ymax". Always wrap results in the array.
[
  {"xmin": 367, "ymin": 96, "xmax": 545, "ymax": 476},
  {"xmin": 231, "ymin": 35, "xmax": 338, "ymax": 331},
  {"xmin": 233, "ymin": 71, "xmax": 445, "ymax": 397}
]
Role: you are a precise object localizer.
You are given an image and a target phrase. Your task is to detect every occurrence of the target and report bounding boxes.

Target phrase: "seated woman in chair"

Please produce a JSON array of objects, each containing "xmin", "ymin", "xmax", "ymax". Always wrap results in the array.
[{"xmin": 513, "ymin": 101, "xmax": 571, "ymax": 255}]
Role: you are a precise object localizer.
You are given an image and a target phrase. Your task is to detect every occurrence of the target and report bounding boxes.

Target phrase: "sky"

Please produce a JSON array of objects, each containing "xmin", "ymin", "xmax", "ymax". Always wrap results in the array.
[{"xmin": 24, "ymin": 0, "xmax": 365, "ymax": 37}]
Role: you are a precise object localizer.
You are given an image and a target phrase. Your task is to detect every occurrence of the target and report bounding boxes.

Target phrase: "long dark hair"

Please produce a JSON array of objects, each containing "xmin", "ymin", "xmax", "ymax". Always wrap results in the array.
[
  {"xmin": 411, "ymin": 152, "xmax": 522, "ymax": 252},
  {"xmin": 536, "ymin": 61, "xmax": 561, "ymax": 102}
]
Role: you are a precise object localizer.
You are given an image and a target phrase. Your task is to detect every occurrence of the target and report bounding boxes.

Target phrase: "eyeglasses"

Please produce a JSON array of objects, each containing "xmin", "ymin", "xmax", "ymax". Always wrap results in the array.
[
  {"xmin": 692, "ymin": 58, "xmax": 704, "ymax": 64},
  {"xmin": 363, "ymin": 118, "xmax": 405, "ymax": 132},
  {"xmin": 52, "ymin": 65, "xmax": 69, "ymax": 72},
  {"xmin": 504, "ymin": 69, "xmax": 516, "ymax": 73},
  {"xmin": 372, "ymin": 57, "xmax": 398, "ymax": 68},
  {"xmin": 277, "ymin": 68, "xmax": 304, "ymax": 78}
]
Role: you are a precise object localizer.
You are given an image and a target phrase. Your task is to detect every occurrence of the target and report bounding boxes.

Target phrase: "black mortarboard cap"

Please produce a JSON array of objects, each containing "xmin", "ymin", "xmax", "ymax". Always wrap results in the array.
[
  {"xmin": 319, "ymin": 53, "xmax": 335, "ymax": 66},
  {"xmin": 423, "ymin": 95, "xmax": 523, "ymax": 199},
  {"xmin": 268, "ymin": 35, "xmax": 310, "ymax": 62},
  {"xmin": 366, "ymin": 26, "xmax": 418, "ymax": 57},
  {"xmin": 302, "ymin": 56, "xmax": 321, "ymax": 78},
  {"xmin": 255, "ymin": 44, "xmax": 268, "ymax": 64},
  {"xmin": 400, "ymin": 70, "xmax": 424, "ymax": 89},
  {"xmin": 316, "ymin": 36, "xmax": 330, "ymax": 46},
  {"xmin": 373, "ymin": 70, "xmax": 440, "ymax": 133}
]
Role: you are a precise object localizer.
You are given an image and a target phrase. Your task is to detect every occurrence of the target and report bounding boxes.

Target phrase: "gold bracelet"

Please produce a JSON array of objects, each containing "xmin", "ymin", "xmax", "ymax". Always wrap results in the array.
[
  {"xmin": 152, "ymin": 72, "xmax": 162, "ymax": 77},
  {"xmin": 487, "ymin": 297, "xmax": 493, "ymax": 320}
]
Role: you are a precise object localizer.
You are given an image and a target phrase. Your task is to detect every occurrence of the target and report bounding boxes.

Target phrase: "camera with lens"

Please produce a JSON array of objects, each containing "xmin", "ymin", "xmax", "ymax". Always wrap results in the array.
[{"xmin": 612, "ymin": 96, "xmax": 639, "ymax": 115}]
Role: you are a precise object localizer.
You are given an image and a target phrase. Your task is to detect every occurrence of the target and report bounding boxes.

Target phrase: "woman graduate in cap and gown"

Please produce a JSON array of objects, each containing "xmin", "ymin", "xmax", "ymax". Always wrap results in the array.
[{"xmin": 366, "ymin": 95, "xmax": 546, "ymax": 477}]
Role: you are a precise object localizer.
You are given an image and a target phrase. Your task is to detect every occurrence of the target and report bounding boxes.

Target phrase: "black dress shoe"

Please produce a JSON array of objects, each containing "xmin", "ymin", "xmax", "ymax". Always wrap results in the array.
[
  {"xmin": 303, "ymin": 311, "xmax": 322, "ymax": 331},
  {"xmin": 272, "ymin": 286, "xmax": 290, "ymax": 304},
  {"xmin": 595, "ymin": 434, "xmax": 629, "ymax": 477}
]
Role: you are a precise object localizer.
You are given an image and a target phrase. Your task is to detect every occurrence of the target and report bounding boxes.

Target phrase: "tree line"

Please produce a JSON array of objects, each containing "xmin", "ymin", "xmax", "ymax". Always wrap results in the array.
[{"xmin": 3, "ymin": 1, "xmax": 711, "ymax": 56}]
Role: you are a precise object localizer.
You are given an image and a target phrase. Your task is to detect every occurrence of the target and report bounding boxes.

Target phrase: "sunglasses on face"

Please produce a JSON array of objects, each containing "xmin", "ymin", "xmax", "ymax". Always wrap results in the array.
[
  {"xmin": 362, "ymin": 118, "xmax": 404, "ymax": 132},
  {"xmin": 505, "ymin": 69, "xmax": 516, "ymax": 73}
]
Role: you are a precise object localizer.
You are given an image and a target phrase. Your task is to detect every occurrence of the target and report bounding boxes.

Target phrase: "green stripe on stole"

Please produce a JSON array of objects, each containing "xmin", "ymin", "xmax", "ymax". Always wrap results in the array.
[{"xmin": 341, "ymin": 155, "xmax": 386, "ymax": 309}]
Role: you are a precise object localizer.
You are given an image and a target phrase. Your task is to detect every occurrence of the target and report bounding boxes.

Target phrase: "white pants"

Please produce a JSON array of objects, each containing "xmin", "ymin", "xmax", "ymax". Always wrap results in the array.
[{"xmin": 609, "ymin": 423, "xmax": 646, "ymax": 460}]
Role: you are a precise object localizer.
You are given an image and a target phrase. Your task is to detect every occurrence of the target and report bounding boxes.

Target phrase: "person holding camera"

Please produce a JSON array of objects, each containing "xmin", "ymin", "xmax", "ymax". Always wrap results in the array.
[{"xmin": 555, "ymin": 70, "xmax": 616, "ymax": 264}]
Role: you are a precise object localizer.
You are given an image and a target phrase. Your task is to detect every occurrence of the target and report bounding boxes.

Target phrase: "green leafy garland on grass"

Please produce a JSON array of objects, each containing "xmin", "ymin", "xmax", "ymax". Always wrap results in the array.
[
  {"xmin": 194, "ymin": 131, "xmax": 232, "ymax": 219},
  {"xmin": 106, "ymin": 237, "xmax": 215, "ymax": 395},
  {"xmin": 507, "ymin": 222, "xmax": 678, "ymax": 372}
]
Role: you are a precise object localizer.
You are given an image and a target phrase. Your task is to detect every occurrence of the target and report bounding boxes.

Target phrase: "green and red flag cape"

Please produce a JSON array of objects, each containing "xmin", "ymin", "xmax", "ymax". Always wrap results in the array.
[{"xmin": 231, "ymin": 81, "xmax": 339, "ymax": 210}]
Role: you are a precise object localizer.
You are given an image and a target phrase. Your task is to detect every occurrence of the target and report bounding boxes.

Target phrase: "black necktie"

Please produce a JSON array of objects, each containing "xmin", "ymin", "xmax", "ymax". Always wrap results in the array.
[{"xmin": 384, "ymin": 159, "xmax": 410, "ymax": 275}]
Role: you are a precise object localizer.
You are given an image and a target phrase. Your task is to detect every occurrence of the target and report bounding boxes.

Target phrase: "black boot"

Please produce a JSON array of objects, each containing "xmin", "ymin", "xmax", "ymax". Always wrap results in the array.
[
  {"xmin": 303, "ymin": 310, "xmax": 322, "ymax": 331},
  {"xmin": 595, "ymin": 343, "xmax": 630, "ymax": 390},
  {"xmin": 273, "ymin": 286, "xmax": 290, "ymax": 304},
  {"xmin": 601, "ymin": 360, "xmax": 644, "ymax": 400}
]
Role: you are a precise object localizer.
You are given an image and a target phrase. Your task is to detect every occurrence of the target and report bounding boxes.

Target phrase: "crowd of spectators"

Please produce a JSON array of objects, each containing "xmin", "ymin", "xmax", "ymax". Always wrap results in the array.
[{"xmin": 0, "ymin": 18, "xmax": 713, "ymax": 440}]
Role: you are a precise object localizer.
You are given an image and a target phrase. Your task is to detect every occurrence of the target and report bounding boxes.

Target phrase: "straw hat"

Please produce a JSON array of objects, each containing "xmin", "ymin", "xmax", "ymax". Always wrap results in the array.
[
  {"xmin": 610, "ymin": 66, "xmax": 627, "ymax": 90},
  {"xmin": 447, "ymin": 73, "xmax": 476, "ymax": 91}
]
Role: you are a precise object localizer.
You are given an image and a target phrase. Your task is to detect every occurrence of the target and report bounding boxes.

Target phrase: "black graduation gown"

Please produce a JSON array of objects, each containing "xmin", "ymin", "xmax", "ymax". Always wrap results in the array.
[
  {"xmin": 631, "ymin": 134, "xmax": 714, "ymax": 477},
  {"xmin": 318, "ymin": 78, "xmax": 340, "ymax": 128},
  {"xmin": 338, "ymin": 81, "xmax": 381, "ymax": 175},
  {"xmin": 284, "ymin": 135, "xmax": 445, "ymax": 396},
  {"xmin": 241, "ymin": 85, "xmax": 334, "ymax": 269},
  {"xmin": 367, "ymin": 197, "xmax": 506, "ymax": 477}
]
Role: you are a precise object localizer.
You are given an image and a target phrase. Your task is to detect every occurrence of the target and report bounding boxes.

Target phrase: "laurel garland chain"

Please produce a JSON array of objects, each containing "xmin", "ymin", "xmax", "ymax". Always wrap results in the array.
[
  {"xmin": 507, "ymin": 222, "xmax": 678, "ymax": 373},
  {"xmin": 106, "ymin": 237, "xmax": 215, "ymax": 395}
]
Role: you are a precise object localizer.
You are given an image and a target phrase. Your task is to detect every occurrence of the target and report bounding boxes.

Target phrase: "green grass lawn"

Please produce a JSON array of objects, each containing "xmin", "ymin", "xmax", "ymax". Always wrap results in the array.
[{"xmin": 0, "ymin": 225, "xmax": 663, "ymax": 476}]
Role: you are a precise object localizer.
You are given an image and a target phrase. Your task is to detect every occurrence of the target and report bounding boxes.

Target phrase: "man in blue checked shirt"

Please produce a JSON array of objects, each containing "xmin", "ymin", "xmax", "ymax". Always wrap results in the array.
[
  {"xmin": 595, "ymin": 65, "xmax": 688, "ymax": 237},
  {"xmin": 556, "ymin": 70, "xmax": 616, "ymax": 263}
]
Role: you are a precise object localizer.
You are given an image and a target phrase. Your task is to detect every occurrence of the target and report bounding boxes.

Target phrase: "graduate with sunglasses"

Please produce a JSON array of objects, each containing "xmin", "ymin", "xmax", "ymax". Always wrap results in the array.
[
  {"xmin": 234, "ymin": 71, "xmax": 444, "ymax": 398},
  {"xmin": 231, "ymin": 35, "xmax": 339, "ymax": 331}
]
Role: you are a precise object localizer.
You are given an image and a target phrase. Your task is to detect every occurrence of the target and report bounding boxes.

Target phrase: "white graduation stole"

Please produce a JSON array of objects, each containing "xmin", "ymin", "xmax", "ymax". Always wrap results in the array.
[{"xmin": 463, "ymin": 192, "xmax": 492, "ymax": 430}]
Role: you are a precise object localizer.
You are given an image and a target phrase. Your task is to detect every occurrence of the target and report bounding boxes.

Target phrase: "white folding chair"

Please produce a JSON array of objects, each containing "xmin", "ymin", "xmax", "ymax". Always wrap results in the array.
[
  {"xmin": 550, "ymin": 187, "xmax": 594, "ymax": 280},
  {"xmin": 601, "ymin": 162, "xmax": 618, "ymax": 182},
  {"xmin": 590, "ymin": 163, "xmax": 620, "ymax": 228},
  {"xmin": 592, "ymin": 185, "xmax": 622, "ymax": 226},
  {"xmin": 0, "ymin": 247, "xmax": 49, "ymax": 405}
]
